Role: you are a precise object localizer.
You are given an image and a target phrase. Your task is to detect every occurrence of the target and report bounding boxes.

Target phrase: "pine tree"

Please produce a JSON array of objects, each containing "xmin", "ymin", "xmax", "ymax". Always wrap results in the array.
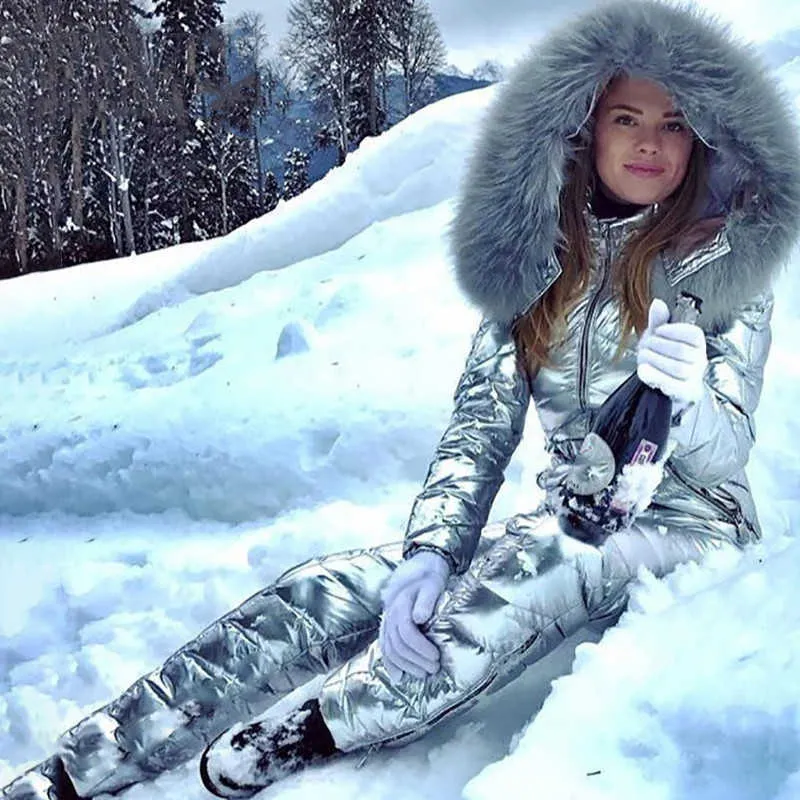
[
  {"xmin": 0, "ymin": 0, "xmax": 452, "ymax": 277},
  {"xmin": 282, "ymin": 148, "xmax": 309, "ymax": 200},
  {"xmin": 90, "ymin": 0, "xmax": 156, "ymax": 257},
  {"xmin": 226, "ymin": 11, "xmax": 276, "ymax": 213},
  {"xmin": 151, "ymin": 0, "xmax": 225, "ymax": 243},
  {"xmin": 0, "ymin": 0, "xmax": 35, "ymax": 274},
  {"xmin": 0, "ymin": 0, "xmax": 92, "ymax": 274},
  {"xmin": 263, "ymin": 171, "xmax": 280, "ymax": 212},
  {"xmin": 61, "ymin": 0, "xmax": 103, "ymax": 265},
  {"xmin": 283, "ymin": 0, "xmax": 405, "ymax": 164},
  {"xmin": 349, "ymin": 0, "xmax": 391, "ymax": 142},
  {"xmin": 193, "ymin": 112, "xmax": 261, "ymax": 237}
]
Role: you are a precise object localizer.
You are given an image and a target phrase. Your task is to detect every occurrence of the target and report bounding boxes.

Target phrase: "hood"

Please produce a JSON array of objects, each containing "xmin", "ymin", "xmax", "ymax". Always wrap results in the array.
[{"xmin": 449, "ymin": 0, "xmax": 800, "ymax": 332}]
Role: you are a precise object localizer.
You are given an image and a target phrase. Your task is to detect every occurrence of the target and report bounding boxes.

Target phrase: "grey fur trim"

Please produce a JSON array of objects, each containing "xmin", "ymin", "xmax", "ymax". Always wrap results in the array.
[{"xmin": 449, "ymin": 0, "xmax": 800, "ymax": 331}]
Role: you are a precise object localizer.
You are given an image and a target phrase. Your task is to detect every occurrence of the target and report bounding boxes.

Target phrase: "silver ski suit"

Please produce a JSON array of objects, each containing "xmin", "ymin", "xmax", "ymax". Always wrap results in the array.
[
  {"xmin": 5, "ymin": 0, "xmax": 800, "ymax": 796},
  {"xmin": 1, "ymin": 207, "xmax": 774, "ymax": 799}
]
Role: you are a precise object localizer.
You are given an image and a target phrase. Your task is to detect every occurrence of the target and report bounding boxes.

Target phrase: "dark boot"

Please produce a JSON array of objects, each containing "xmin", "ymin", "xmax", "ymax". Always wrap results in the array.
[
  {"xmin": 199, "ymin": 698, "xmax": 341, "ymax": 799},
  {"xmin": 1, "ymin": 756, "xmax": 81, "ymax": 800}
]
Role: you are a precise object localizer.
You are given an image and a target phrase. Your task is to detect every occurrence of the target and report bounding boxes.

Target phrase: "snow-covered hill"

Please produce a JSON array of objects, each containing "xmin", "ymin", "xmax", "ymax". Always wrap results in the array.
[{"xmin": 2, "ymin": 49, "xmax": 800, "ymax": 800}]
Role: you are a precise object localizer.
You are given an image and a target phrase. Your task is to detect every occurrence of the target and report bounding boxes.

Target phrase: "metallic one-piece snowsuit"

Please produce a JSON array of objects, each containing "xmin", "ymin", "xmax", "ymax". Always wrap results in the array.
[
  {"xmin": 7, "ymin": 0, "xmax": 800, "ymax": 793},
  {"xmin": 2, "ymin": 207, "xmax": 772, "ymax": 799}
]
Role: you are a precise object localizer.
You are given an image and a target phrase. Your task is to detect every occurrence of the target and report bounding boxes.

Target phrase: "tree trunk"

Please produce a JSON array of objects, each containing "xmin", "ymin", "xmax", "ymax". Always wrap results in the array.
[
  {"xmin": 381, "ymin": 61, "xmax": 388, "ymax": 123},
  {"xmin": 252, "ymin": 78, "xmax": 264, "ymax": 210},
  {"xmin": 220, "ymin": 170, "xmax": 228, "ymax": 234},
  {"xmin": 101, "ymin": 114, "xmax": 122, "ymax": 253},
  {"xmin": 335, "ymin": 30, "xmax": 350, "ymax": 163},
  {"xmin": 368, "ymin": 66, "xmax": 377, "ymax": 135},
  {"xmin": 48, "ymin": 159, "xmax": 63, "ymax": 269},
  {"xmin": 14, "ymin": 175, "xmax": 28, "ymax": 275},
  {"xmin": 106, "ymin": 114, "xmax": 136, "ymax": 256},
  {"xmin": 70, "ymin": 104, "xmax": 84, "ymax": 228}
]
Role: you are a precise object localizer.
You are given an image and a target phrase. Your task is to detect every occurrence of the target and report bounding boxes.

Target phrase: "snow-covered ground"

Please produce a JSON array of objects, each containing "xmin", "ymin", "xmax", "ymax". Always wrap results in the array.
[{"xmin": 2, "ymin": 48, "xmax": 800, "ymax": 800}]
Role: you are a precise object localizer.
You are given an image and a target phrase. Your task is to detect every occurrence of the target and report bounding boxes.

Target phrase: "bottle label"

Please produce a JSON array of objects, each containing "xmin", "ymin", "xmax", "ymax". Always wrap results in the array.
[
  {"xmin": 631, "ymin": 438, "xmax": 658, "ymax": 465},
  {"xmin": 564, "ymin": 432, "xmax": 616, "ymax": 495},
  {"xmin": 609, "ymin": 438, "xmax": 662, "ymax": 514}
]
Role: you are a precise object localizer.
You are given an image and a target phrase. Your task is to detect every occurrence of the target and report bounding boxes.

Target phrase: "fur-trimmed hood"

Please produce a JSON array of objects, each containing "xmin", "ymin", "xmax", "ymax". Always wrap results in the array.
[{"xmin": 449, "ymin": 0, "xmax": 800, "ymax": 332}]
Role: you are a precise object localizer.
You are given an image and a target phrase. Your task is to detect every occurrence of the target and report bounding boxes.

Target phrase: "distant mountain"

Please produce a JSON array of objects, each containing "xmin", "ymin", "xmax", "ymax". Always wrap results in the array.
[
  {"xmin": 442, "ymin": 63, "xmax": 470, "ymax": 79},
  {"xmin": 470, "ymin": 60, "xmax": 507, "ymax": 83},
  {"xmin": 249, "ymin": 69, "xmax": 497, "ymax": 188},
  {"xmin": 444, "ymin": 60, "xmax": 507, "ymax": 82}
]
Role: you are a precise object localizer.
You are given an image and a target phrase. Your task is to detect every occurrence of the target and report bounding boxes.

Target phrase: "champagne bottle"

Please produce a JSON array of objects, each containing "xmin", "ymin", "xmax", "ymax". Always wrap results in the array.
[{"xmin": 557, "ymin": 291, "xmax": 703, "ymax": 545}]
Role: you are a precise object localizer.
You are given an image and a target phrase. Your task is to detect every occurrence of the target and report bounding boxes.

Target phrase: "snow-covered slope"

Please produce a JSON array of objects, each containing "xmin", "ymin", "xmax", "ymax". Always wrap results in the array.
[{"xmin": 2, "ymin": 53, "xmax": 800, "ymax": 800}]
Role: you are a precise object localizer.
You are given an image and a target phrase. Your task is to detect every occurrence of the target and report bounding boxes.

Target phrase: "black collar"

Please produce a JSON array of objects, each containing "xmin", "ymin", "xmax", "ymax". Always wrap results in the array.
[{"xmin": 590, "ymin": 182, "xmax": 649, "ymax": 221}]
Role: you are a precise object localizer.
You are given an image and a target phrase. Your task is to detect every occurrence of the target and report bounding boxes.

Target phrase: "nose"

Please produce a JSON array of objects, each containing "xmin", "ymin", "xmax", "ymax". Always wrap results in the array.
[{"xmin": 636, "ymin": 130, "xmax": 661, "ymax": 154}]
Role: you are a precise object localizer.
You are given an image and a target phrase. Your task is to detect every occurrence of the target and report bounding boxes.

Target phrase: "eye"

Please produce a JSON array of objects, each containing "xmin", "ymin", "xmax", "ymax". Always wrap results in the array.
[{"xmin": 612, "ymin": 114, "xmax": 687, "ymax": 134}]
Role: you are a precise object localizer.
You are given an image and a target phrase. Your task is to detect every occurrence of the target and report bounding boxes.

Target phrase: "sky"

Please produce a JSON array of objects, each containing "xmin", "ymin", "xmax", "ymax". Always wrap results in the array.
[
  {"xmin": 219, "ymin": 0, "xmax": 800, "ymax": 73},
  {"xmin": 2, "ymin": 49, "xmax": 800, "ymax": 798}
]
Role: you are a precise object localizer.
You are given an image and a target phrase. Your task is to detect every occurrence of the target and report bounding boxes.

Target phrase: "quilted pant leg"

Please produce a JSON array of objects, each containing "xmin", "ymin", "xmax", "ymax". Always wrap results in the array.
[
  {"xmin": 319, "ymin": 508, "xmax": 739, "ymax": 752},
  {"xmin": 1, "ymin": 542, "xmax": 401, "ymax": 799}
]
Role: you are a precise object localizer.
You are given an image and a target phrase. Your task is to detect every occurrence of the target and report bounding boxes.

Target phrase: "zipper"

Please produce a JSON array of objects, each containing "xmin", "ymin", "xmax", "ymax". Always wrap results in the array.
[
  {"xmin": 663, "ymin": 461, "xmax": 750, "ymax": 537},
  {"xmin": 578, "ymin": 220, "xmax": 612, "ymax": 411}
]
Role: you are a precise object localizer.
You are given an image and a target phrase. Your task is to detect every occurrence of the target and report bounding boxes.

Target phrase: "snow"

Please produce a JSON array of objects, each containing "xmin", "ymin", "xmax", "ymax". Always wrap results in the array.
[
  {"xmin": 612, "ymin": 442, "xmax": 677, "ymax": 516},
  {"xmin": 2, "ymin": 51, "xmax": 800, "ymax": 800},
  {"xmin": 465, "ymin": 538, "xmax": 800, "ymax": 800}
]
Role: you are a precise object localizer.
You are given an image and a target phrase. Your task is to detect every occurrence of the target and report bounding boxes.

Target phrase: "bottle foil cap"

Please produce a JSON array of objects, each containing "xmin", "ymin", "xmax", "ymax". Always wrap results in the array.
[{"xmin": 564, "ymin": 432, "xmax": 616, "ymax": 495}]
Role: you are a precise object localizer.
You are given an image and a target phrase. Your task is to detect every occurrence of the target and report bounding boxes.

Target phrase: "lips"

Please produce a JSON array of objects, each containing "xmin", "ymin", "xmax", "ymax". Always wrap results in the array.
[{"xmin": 624, "ymin": 164, "xmax": 665, "ymax": 177}]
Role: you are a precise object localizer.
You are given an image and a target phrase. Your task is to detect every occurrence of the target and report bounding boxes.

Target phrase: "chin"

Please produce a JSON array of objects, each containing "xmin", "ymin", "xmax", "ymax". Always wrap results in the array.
[
  {"xmin": 614, "ymin": 174, "xmax": 677, "ymax": 205},
  {"xmin": 627, "ymin": 193, "xmax": 661, "ymax": 205},
  {"xmin": 615, "ymin": 184, "xmax": 665, "ymax": 205}
]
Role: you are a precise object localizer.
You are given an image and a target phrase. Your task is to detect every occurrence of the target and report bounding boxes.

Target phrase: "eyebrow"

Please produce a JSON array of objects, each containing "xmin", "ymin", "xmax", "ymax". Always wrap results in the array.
[{"xmin": 608, "ymin": 103, "xmax": 686, "ymax": 118}]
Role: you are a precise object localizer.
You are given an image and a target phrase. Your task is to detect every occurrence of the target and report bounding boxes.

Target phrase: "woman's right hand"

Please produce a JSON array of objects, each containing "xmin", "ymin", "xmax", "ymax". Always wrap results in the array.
[{"xmin": 378, "ymin": 550, "xmax": 450, "ymax": 681}]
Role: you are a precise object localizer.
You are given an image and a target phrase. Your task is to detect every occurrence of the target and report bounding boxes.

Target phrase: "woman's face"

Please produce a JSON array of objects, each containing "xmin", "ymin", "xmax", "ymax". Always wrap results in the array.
[{"xmin": 593, "ymin": 74, "xmax": 694, "ymax": 205}]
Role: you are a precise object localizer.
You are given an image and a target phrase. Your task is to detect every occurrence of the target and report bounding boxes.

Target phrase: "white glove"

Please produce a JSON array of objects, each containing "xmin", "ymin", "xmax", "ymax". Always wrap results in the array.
[
  {"xmin": 378, "ymin": 550, "xmax": 450, "ymax": 681},
  {"xmin": 636, "ymin": 297, "xmax": 708, "ymax": 412}
]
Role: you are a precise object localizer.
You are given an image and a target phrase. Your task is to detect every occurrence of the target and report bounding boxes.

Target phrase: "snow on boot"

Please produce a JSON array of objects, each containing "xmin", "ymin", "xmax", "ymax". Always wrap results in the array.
[
  {"xmin": 1, "ymin": 756, "xmax": 81, "ymax": 800},
  {"xmin": 199, "ymin": 698, "xmax": 340, "ymax": 799}
]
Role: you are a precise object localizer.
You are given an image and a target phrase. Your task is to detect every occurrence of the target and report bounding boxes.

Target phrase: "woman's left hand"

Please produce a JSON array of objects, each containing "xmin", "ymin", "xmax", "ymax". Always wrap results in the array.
[{"xmin": 636, "ymin": 298, "xmax": 707, "ymax": 409}]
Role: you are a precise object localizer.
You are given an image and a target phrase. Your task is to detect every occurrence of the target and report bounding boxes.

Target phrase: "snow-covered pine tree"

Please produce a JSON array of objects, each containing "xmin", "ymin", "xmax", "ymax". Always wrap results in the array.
[
  {"xmin": 263, "ymin": 171, "xmax": 280, "ymax": 212},
  {"xmin": 282, "ymin": 148, "xmax": 310, "ymax": 200},
  {"xmin": 90, "ymin": 0, "xmax": 156, "ymax": 259},
  {"xmin": 0, "ymin": 0, "xmax": 35, "ymax": 275},
  {"xmin": 192, "ymin": 114, "xmax": 261, "ymax": 238},
  {"xmin": 127, "ymin": 9, "xmax": 178, "ymax": 254},
  {"xmin": 226, "ymin": 11, "xmax": 273, "ymax": 214},
  {"xmin": 151, "ymin": 0, "xmax": 225, "ymax": 243},
  {"xmin": 348, "ymin": 0, "xmax": 391, "ymax": 143},
  {"xmin": 0, "ymin": 0, "xmax": 120, "ymax": 275}
]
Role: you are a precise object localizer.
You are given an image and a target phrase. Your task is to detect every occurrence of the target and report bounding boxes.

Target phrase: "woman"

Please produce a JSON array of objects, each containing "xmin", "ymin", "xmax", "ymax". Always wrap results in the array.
[{"xmin": 5, "ymin": 0, "xmax": 800, "ymax": 797}]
